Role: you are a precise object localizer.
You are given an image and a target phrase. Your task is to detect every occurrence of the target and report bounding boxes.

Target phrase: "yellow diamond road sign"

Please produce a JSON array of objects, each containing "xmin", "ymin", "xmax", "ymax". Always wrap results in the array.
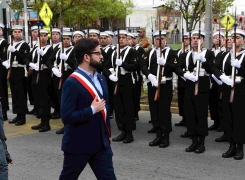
[
  {"xmin": 39, "ymin": 2, "xmax": 53, "ymax": 26},
  {"xmin": 221, "ymin": 13, "xmax": 235, "ymax": 31}
]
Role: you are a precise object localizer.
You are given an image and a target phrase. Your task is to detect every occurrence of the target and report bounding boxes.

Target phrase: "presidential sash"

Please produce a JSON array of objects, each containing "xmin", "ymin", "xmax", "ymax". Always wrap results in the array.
[{"xmin": 70, "ymin": 72, "xmax": 111, "ymax": 141}]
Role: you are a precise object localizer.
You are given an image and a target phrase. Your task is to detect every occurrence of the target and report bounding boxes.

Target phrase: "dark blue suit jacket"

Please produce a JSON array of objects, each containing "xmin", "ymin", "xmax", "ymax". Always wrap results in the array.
[{"xmin": 61, "ymin": 68, "xmax": 111, "ymax": 154}]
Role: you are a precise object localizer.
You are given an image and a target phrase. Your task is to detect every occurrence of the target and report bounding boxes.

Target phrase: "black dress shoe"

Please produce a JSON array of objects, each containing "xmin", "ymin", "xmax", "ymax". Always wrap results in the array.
[
  {"xmin": 8, "ymin": 116, "xmax": 20, "ymax": 124},
  {"xmin": 222, "ymin": 145, "xmax": 236, "ymax": 158},
  {"xmin": 31, "ymin": 123, "xmax": 42, "ymax": 130},
  {"xmin": 175, "ymin": 120, "xmax": 185, "ymax": 126},
  {"xmin": 148, "ymin": 120, "xmax": 152, "ymax": 123},
  {"xmin": 27, "ymin": 109, "xmax": 35, "ymax": 114},
  {"xmin": 234, "ymin": 149, "xmax": 244, "ymax": 160},
  {"xmin": 149, "ymin": 137, "xmax": 162, "ymax": 146},
  {"xmin": 185, "ymin": 136, "xmax": 198, "ymax": 152},
  {"xmin": 112, "ymin": 131, "xmax": 126, "ymax": 142},
  {"xmin": 208, "ymin": 123, "xmax": 219, "ymax": 131},
  {"xmin": 3, "ymin": 112, "xmax": 8, "ymax": 121},
  {"xmin": 180, "ymin": 131, "xmax": 190, "ymax": 138},
  {"xmin": 148, "ymin": 127, "xmax": 157, "ymax": 133},
  {"xmin": 15, "ymin": 118, "xmax": 26, "ymax": 126},
  {"xmin": 39, "ymin": 124, "xmax": 51, "ymax": 132},
  {"xmin": 51, "ymin": 111, "xmax": 57, "ymax": 116},
  {"xmin": 51, "ymin": 113, "xmax": 61, "ymax": 119},
  {"xmin": 195, "ymin": 143, "xmax": 205, "ymax": 154},
  {"xmin": 36, "ymin": 115, "xmax": 41, "ymax": 119},
  {"xmin": 215, "ymin": 134, "xmax": 227, "ymax": 142},
  {"xmin": 159, "ymin": 136, "xmax": 169, "ymax": 148},
  {"xmin": 56, "ymin": 127, "xmax": 64, "ymax": 134},
  {"xmin": 123, "ymin": 131, "xmax": 134, "ymax": 143}
]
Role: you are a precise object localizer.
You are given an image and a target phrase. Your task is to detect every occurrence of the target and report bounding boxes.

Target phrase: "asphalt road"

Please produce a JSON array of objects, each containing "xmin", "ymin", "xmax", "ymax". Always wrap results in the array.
[{"xmin": 4, "ymin": 106, "xmax": 245, "ymax": 180}]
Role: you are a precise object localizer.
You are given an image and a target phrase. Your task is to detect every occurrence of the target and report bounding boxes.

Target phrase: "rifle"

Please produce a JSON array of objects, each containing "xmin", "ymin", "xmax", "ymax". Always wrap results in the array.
[
  {"xmin": 50, "ymin": 25, "xmax": 53, "ymax": 46},
  {"xmin": 154, "ymin": 29, "xmax": 163, "ymax": 101},
  {"xmin": 230, "ymin": 9, "xmax": 237, "ymax": 103},
  {"xmin": 114, "ymin": 28, "xmax": 121, "ymax": 95},
  {"xmin": 7, "ymin": 22, "xmax": 13, "ymax": 79},
  {"xmin": 181, "ymin": 17, "xmax": 184, "ymax": 53},
  {"xmin": 151, "ymin": 17, "xmax": 154, "ymax": 49},
  {"xmin": 28, "ymin": 27, "xmax": 33, "ymax": 76},
  {"xmin": 36, "ymin": 19, "xmax": 41, "ymax": 83},
  {"xmin": 87, "ymin": 26, "xmax": 90, "ymax": 38},
  {"xmin": 58, "ymin": 27, "xmax": 65, "ymax": 89},
  {"xmin": 194, "ymin": 21, "xmax": 201, "ymax": 95},
  {"xmin": 7, "ymin": 30, "xmax": 13, "ymax": 79},
  {"xmin": 218, "ymin": 22, "xmax": 221, "ymax": 53}
]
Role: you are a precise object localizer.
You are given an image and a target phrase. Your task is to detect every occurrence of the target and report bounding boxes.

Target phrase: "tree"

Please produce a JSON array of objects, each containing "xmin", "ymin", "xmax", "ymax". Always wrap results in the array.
[
  {"xmin": 6, "ymin": 0, "xmax": 24, "ymax": 25},
  {"xmin": 164, "ymin": 0, "xmax": 234, "ymax": 31}
]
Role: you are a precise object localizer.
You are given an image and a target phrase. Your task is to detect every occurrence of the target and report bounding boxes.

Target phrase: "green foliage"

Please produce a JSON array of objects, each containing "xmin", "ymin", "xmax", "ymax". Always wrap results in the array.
[
  {"xmin": 8, "ymin": 0, "xmax": 134, "ymax": 29},
  {"xmin": 165, "ymin": 0, "xmax": 234, "ymax": 30}
]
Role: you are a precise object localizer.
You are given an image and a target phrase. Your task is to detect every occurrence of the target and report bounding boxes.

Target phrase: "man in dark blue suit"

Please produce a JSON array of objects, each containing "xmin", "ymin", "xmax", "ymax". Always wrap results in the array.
[{"xmin": 59, "ymin": 38, "xmax": 116, "ymax": 180}]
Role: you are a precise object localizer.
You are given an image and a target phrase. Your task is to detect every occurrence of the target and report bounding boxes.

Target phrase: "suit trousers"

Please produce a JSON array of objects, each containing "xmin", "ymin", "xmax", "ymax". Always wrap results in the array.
[
  {"xmin": 59, "ymin": 147, "xmax": 116, "ymax": 180},
  {"xmin": 184, "ymin": 91, "xmax": 209, "ymax": 137}
]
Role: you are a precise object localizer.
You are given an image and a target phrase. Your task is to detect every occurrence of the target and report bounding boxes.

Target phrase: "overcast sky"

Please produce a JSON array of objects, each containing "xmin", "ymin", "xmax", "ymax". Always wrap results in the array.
[{"xmin": 132, "ymin": 0, "xmax": 245, "ymax": 15}]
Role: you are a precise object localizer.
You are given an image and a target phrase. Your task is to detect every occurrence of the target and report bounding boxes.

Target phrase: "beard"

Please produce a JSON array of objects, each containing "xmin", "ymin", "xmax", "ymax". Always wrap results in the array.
[{"xmin": 89, "ymin": 57, "xmax": 102, "ymax": 70}]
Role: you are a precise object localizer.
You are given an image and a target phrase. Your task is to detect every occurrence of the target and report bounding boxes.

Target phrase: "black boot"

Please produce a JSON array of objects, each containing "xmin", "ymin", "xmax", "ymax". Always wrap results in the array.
[
  {"xmin": 159, "ymin": 132, "xmax": 170, "ymax": 148},
  {"xmin": 222, "ymin": 142, "xmax": 236, "ymax": 158},
  {"xmin": 195, "ymin": 136, "xmax": 205, "ymax": 154},
  {"xmin": 148, "ymin": 126, "xmax": 157, "ymax": 133},
  {"xmin": 39, "ymin": 123, "xmax": 51, "ymax": 132},
  {"xmin": 51, "ymin": 112, "xmax": 61, "ymax": 119},
  {"xmin": 2, "ymin": 143, "xmax": 13, "ymax": 164},
  {"xmin": 180, "ymin": 131, "xmax": 190, "ymax": 138},
  {"xmin": 215, "ymin": 133, "xmax": 227, "ymax": 142},
  {"xmin": 208, "ymin": 122, "xmax": 219, "ymax": 131},
  {"xmin": 185, "ymin": 135, "xmax": 198, "ymax": 152},
  {"xmin": 234, "ymin": 144, "xmax": 244, "ymax": 160},
  {"xmin": 31, "ymin": 123, "xmax": 43, "ymax": 130},
  {"xmin": 15, "ymin": 114, "xmax": 26, "ymax": 126},
  {"xmin": 149, "ymin": 129, "xmax": 162, "ymax": 146},
  {"xmin": 56, "ymin": 127, "xmax": 64, "ymax": 134},
  {"xmin": 123, "ymin": 131, "xmax": 134, "ymax": 143},
  {"xmin": 112, "ymin": 130, "xmax": 126, "ymax": 142},
  {"xmin": 3, "ymin": 111, "xmax": 8, "ymax": 121},
  {"xmin": 8, "ymin": 115, "xmax": 20, "ymax": 124},
  {"xmin": 175, "ymin": 119, "xmax": 185, "ymax": 126}
]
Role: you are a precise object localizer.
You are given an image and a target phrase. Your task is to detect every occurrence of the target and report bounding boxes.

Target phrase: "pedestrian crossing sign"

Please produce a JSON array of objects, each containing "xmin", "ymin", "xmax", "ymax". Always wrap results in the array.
[
  {"xmin": 39, "ymin": 2, "xmax": 53, "ymax": 26},
  {"xmin": 221, "ymin": 13, "xmax": 235, "ymax": 31}
]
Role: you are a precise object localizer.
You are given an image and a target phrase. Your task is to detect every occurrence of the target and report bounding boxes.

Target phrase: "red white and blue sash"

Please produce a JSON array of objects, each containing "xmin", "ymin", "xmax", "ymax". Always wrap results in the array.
[{"xmin": 70, "ymin": 72, "xmax": 111, "ymax": 140}]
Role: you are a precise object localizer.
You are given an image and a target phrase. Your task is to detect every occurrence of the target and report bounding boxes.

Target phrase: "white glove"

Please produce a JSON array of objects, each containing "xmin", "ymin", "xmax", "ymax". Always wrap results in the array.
[
  {"xmin": 231, "ymin": 59, "xmax": 241, "ymax": 69},
  {"xmin": 37, "ymin": 48, "xmax": 45, "ymax": 56},
  {"xmin": 115, "ymin": 58, "xmax": 122, "ymax": 66},
  {"xmin": 148, "ymin": 74, "xmax": 158, "ymax": 87},
  {"xmin": 183, "ymin": 72, "xmax": 198, "ymax": 82},
  {"xmin": 211, "ymin": 74, "xmax": 222, "ymax": 85},
  {"xmin": 8, "ymin": 45, "xmax": 16, "ymax": 52},
  {"xmin": 2, "ymin": 61, "xmax": 10, "ymax": 69},
  {"xmin": 52, "ymin": 67, "xmax": 62, "ymax": 77},
  {"xmin": 30, "ymin": 48, "xmax": 33, "ymax": 52},
  {"xmin": 157, "ymin": 56, "xmax": 166, "ymax": 66},
  {"xmin": 60, "ymin": 53, "xmax": 68, "ymax": 61},
  {"xmin": 220, "ymin": 74, "xmax": 233, "ymax": 86},
  {"xmin": 29, "ymin": 63, "xmax": 38, "ymax": 70},
  {"xmin": 109, "ymin": 74, "xmax": 118, "ymax": 82},
  {"xmin": 197, "ymin": 53, "xmax": 206, "ymax": 63}
]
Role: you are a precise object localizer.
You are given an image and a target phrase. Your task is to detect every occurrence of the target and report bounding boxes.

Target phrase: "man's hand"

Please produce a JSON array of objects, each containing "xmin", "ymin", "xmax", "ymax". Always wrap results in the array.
[
  {"xmin": 197, "ymin": 53, "xmax": 206, "ymax": 63},
  {"xmin": 60, "ymin": 53, "xmax": 68, "ymax": 61},
  {"xmin": 109, "ymin": 74, "xmax": 118, "ymax": 82},
  {"xmin": 220, "ymin": 74, "xmax": 233, "ymax": 86},
  {"xmin": 52, "ymin": 67, "xmax": 62, "ymax": 77},
  {"xmin": 115, "ymin": 58, "xmax": 122, "ymax": 66},
  {"xmin": 2, "ymin": 61, "xmax": 10, "ymax": 69},
  {"xmin": 157, "ymin": 56, "xmax": 166, "ymax": 66},
  {"xmin": 183, "ymin": 72, "xmax": 198, "ymax": 82},
  {"xmin": 29, "ymin": 62, "xmax": 38, "ymax": 70},
  {"xmin": 91, "ymin": 96, "xmax": 106, "ymax": 113},
  {"xmin": 231, "ymin": 59, "xmax": 241, "ymax": 69},
  {"xmin": 37, "ymin": 48, "xmax": 45, "ymax": 56},
  {"xmin": 147, "ymin": 74, "xmax": 158, "ymax": 87},
  {"xmin": 8, "ymin": 45, "xmax": 16, "ymax": 52}
]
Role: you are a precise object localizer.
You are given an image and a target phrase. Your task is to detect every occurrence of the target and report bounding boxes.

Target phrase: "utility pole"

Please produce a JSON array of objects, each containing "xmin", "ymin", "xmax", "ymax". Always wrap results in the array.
[{"xmin": 204, "ymin": 0, "xmax": 212, "ymax": 49}]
